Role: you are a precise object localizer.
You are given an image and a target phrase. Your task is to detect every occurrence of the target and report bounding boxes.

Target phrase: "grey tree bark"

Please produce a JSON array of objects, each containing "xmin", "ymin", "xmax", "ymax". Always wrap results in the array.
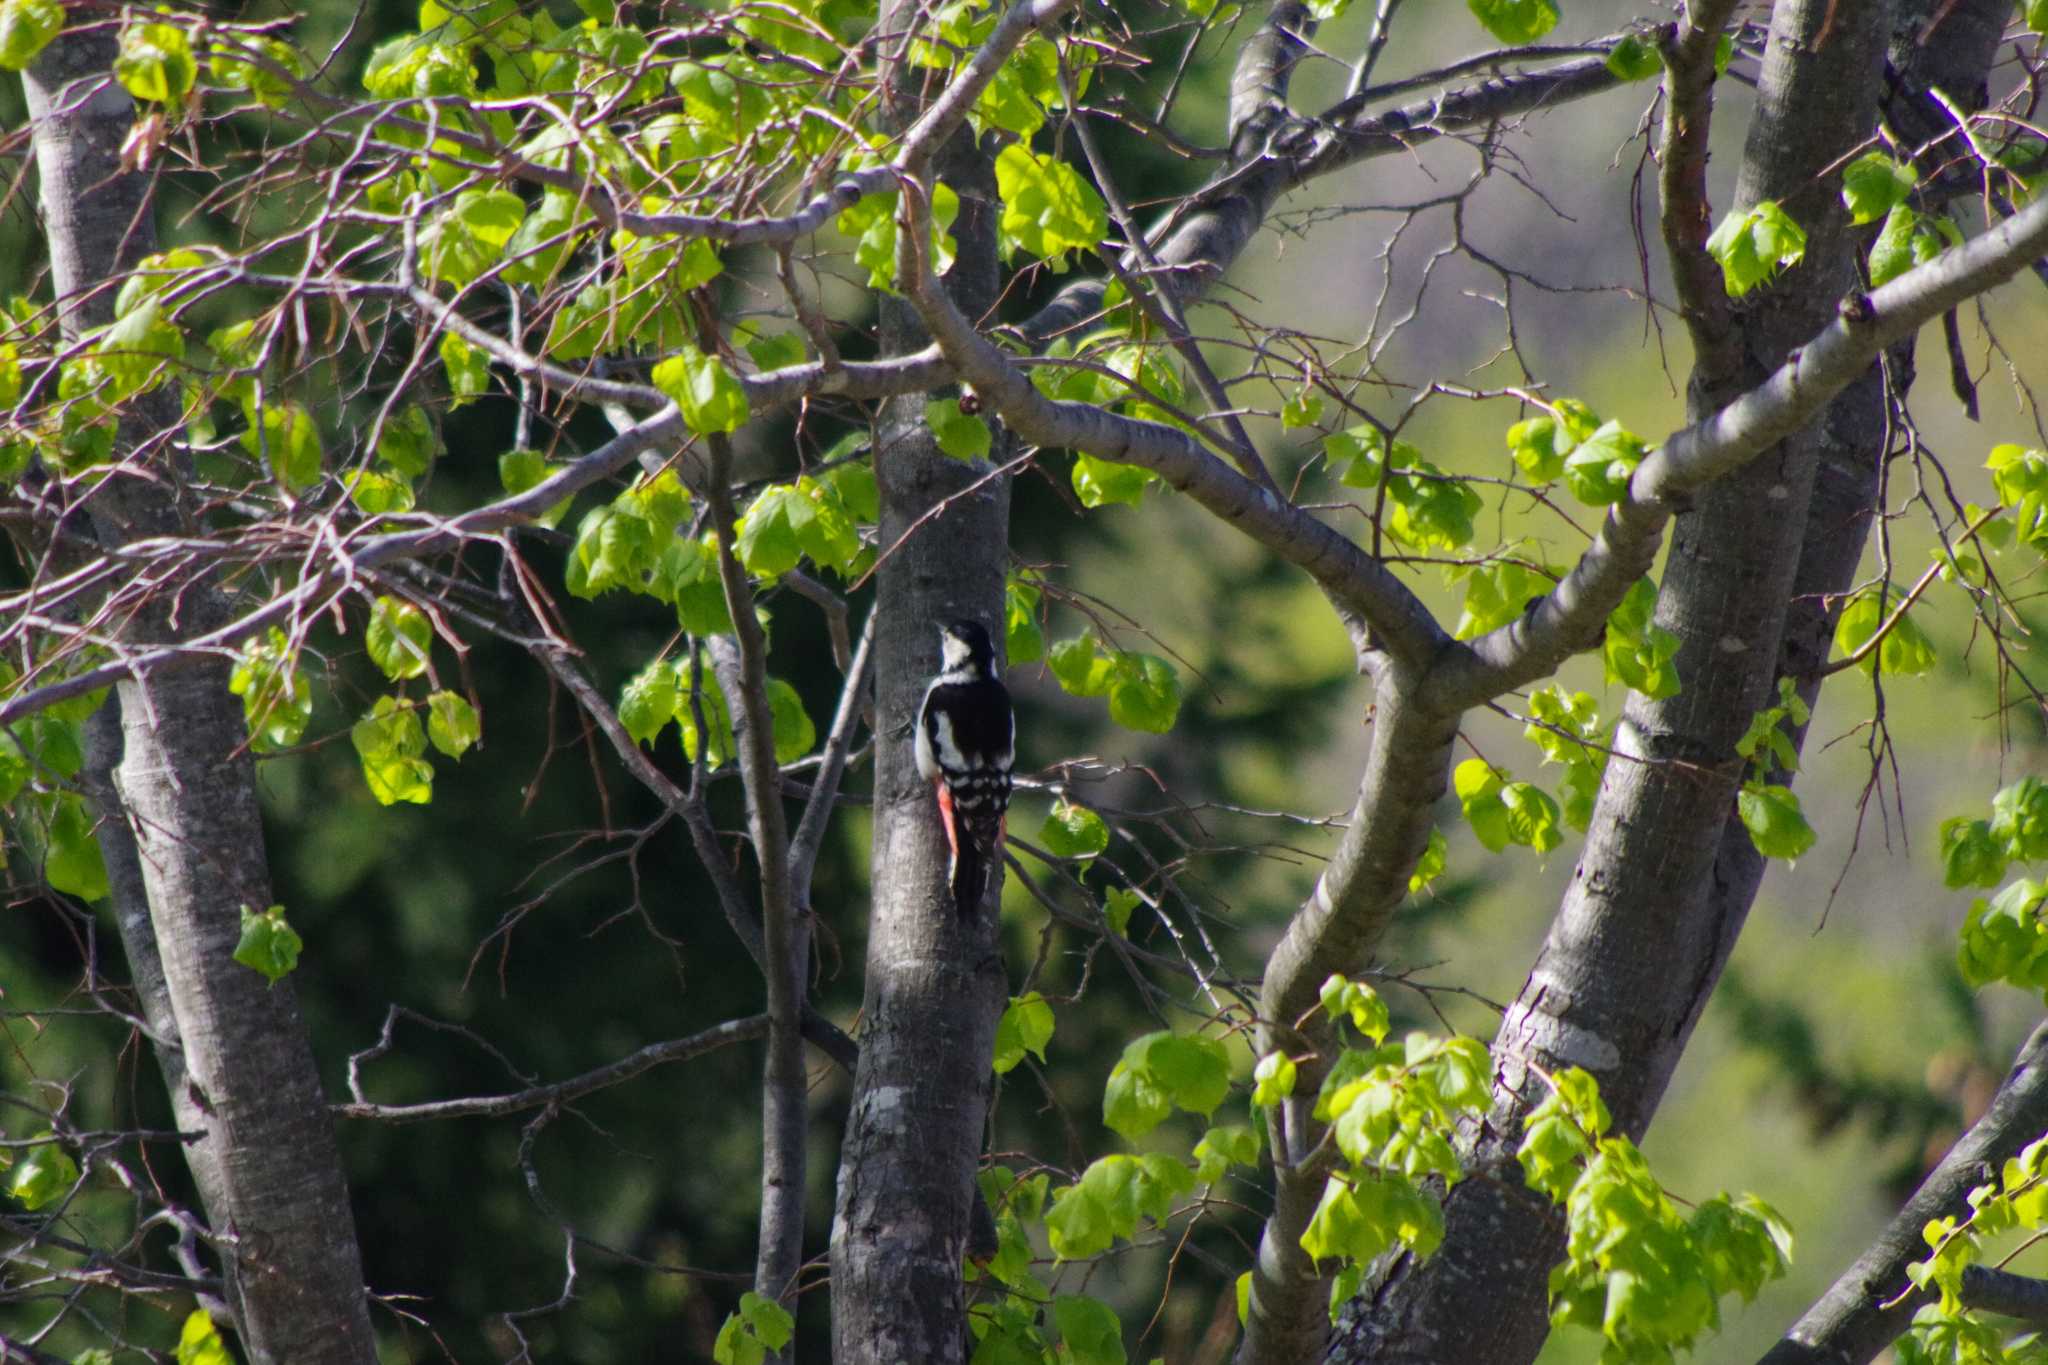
[
  {"xmin": 826, "ymin": 11, "xmax": 1012, "ymax": 1355},
  {"xmin": 23, "ymin": 27, "xmax": 375, "ymax": 1363},
  {"xmin": 1329, "ymin": 1, "xmax": 2009, "ymax": 1360}
]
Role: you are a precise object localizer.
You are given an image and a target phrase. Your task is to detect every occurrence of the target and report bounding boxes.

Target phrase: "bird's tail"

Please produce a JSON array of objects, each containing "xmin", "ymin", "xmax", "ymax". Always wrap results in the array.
[
  {"xmin": 951, "ymin": 815, "xmax": 1004, "ymax": 919},
  {"xmin": 950, "ymin": 840, "xmax": 984, "ymax": 920}
]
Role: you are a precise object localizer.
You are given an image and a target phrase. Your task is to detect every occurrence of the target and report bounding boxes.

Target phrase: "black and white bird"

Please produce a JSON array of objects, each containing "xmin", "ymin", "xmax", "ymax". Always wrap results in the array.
[{"xmin": 915, "ymin": 619, "xmax": 1015, "ymax": 919}]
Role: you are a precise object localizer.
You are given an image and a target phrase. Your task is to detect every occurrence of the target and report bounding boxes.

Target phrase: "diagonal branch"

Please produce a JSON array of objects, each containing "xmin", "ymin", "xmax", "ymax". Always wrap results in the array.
[
  {"xmin": 790, "ymin": 607, "xmax": 876, "ymax": 900},
  {"xmin": 895, "ymin": 183, "xmax": 1447, "ymax": 669},
  {"xmin": 1757, "ymin": 1019, "xmax": 2048, "ymax": 1365},
  {"xmin": 1439, "ymin": 182, "xmax": 2048, "ymax": 708}
]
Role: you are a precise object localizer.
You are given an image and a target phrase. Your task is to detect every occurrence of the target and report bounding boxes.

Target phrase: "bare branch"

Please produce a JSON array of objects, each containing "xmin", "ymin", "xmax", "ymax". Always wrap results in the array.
[
  {"xmin": 1757, "ymin": 1019, "xmax": 2048, "ymax": 1365},
  {"xmin": 334, "ymin": 1016, "xmax": 772, "ymax": 1124}
]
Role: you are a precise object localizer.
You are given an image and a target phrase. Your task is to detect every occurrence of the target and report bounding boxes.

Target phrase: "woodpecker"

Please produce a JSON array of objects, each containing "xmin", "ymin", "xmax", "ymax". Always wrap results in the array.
[{"xmin": 915, "ymin": 619, "xmax": 1014, "ymax": 919}]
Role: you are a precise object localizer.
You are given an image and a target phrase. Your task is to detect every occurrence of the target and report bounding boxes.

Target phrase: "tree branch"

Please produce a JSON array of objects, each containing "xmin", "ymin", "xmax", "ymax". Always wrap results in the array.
[
  {"xmin": 703, "ymin": 433, "xmax": 807, "ymax": 1326},
  {"xmin": 333, "ymin": 1016, "xmax": 772, "ymax": 1123},
  {"xmin": 1440, "ymin": 180, "xmax": 2048, "ymax": 707},
  {"xmin": 790, "ymin": 607, "xmax": 877, "ymax": 901},
  {"xmin": 1758, "ymin": 1019, "xmax": 2048, "ymax": 1365},
  {"xmin": 895, "ymin": 184, "xmax": 1448, "ymax": 670}
]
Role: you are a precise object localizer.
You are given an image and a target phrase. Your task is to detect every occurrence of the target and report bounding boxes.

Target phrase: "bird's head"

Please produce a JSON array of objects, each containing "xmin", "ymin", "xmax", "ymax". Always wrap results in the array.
[{"xmin": 939, "ymin": 619, "xmax": 997, "ymax": 678}]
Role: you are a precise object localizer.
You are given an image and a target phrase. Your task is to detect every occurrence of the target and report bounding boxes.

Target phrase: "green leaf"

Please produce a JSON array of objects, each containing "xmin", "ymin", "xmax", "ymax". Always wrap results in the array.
[
  {"xmin": 498, "ymin": 448, "xmax": 573, "ymax": 528},
  {"xmin": 1505, "ymin": 399, "xmax": 1600, "ymax": 481},
  {"xmin": 657, "ymin": 535, "xmax": 736, "ymax": 635},
  {"xmin": 425, "ymin": 691, "xmax": 480, "ymax": 758},
  {"xmin": 1319, "ymin": 974, "xmax": 1391, "ymax": 1043},
  {"xmin": 1325, "ymin": 423, "xmax": 1417, "ymax": 489},
  {"xmin": 975, "ymin": 31, "xmax": 1061, "ymax": 135},
  {"xmin": 1992, "ymin": 777, "xmax": 2048, "ymax": 861},
  {"xmin": 0, "ymin": 0, "xmax": 63, "ymax": 71},
  {"xmin": 1046, "ymin": 1179, "xmax": 1116, "ymax": 1260},
  {"xmin": 1072, "ymin": 451, "xmax": 1157, "ymax": 508},
  {"xmin": 766, "ymin": 677, "xmax": 816, "ymax": 763},
  {"xmin": 5, "ymin": 1134, "xmax": 78, "ymax": 1210},
  {"xmin": 1842, "ymin": 151, "xmax": 1919, "ymax": 226},
  {"xmin": 673, "ymin": 236, "xmax": 725, "ymax": 291},
  {"xmin": 1194, "ymin": 1123, "xmax": 1261, "ymax": 1184},
  {"xmin": 366, "ymin": 595, "xmax": 433, "ymax": 681},
  {"xmin": 351, "ymin": 695, "xmax": 434, "ymax": 805},
  {"xmin": 1005, "ymin": 578, "xmax": 1045, "ymax": 665},
  {"xmin": 1605, "ymin": 31, "xmax": 1662, "ymax": 82},
  {"xmin": 1301, "ymin": 1170, "xmax": 1444, "ymax": 1263},
  {"xmin": 1049, "ymin": 632, "xmax": 1115, "ymax": 697},
  {"xmin": 1467, "ymin": 0, "xmax": 1559, "ymax": 44},
  {"xmin": 1103, "ymin": 1052, "xmax": 1173, "ymax": 1140},
  {"xmin": 175, "ymin": 1308, "xmax": 233, "ymax": 1365},
  {"xmin": 1053, "ymin": 1295, "xmax": 1127, "ymax": 1365},
  {"xmin": 503, "ymin": 189, "xmax": 593, "ymax": 287},
  {"xmin": 376, "ymin": 404, "xmax": 437, "ymax": 478},
  {"xmin": 925, "ymin": 396, "xmax": 992, "ymax": 461},
  {"xmin": 234, "ymin": 903, "xmax": 303, "ymax": 984},
  {"xmin": 620, "ymin": 659, "xmax": 681, "ymax": 746},
  {"xmin": 229, "ymin": 627, "xmax": 312, "ymax": 752},
  {"xmin": 88, "ymin": 297, "xmax": 185, "ymax": 400},
  {"xmin": 344, "ymin": 469, "xmax": 415, "ymax": 515},
  {"xmin": 993, "ymin": 992, "xmax": 1055, "ymax": 1074},
  {"xmin": 211, "ymin": 32, "xmax": 307, "ymax": 108},
  {"xmin": 1604, "ymin": 578, "xmax": 1682, "ymax": 700},
  {"xmin": 2028, "ymin": 0, "xmax": 2048, "ymax": 33},
  {"xmin": 1408, "ymin": 827, "xmax": 1447, "ymax": 893},
  {"xmin": 116, "ymin": 20, "xmax": 197, "ymax": 106},
  {"xmin": 1453, "ymin": 556, "xmax": 1552, "ymax": 639},
  {"xmin": 652, "ymin": 346, "xmax": 750, "ymax": 436},
  {"xmin": 711, "ymin": 1313, "xmax": 764, "ymax": 1365},
  {"xmin": 994, "ymin": 143, "xmax": 1107, "ymax": 267},
  {"xmin": 733, "ymin": 485, "xmax": 810, "ymax": 578},
  {"xmin": 738, "ymin": 1292, "xmax": 793, "ymax": 1352},
  {"xmin": 1041, "ymin": 799, "xmax": 1109, "ymax": 859},
  {"xmin": 1107, "ymin": 652, "xmax": 1182, "ymax": 733},
  {"xmin": 1562, "ymin": 420, "xmax": 1646, "ymax": 506},
  {"xmin": 1103, "ymin": 886, "xmax": 1139, "ymax": 937},
  {"xmin": 418, "ymin": 188, "xmax": 527, "ymax": 287},
  {"xmin": 1738, "ymin": 782, "xmax": 1816, "ymax": 862},
  {"xmin": 1833, "ymin": 590, "xmax": 1937, "ymax": 676},
  {"xmin": 834, "ymin": 180, "xmax": 957, "ymax": 292},
  {"xmin": 675, "ymin": 667, "xmax": 736, "ymax": 766},
  {"xmin": 1139, "ymin": 1032, "xmax": 1232, "ymax": 1116},
  {"xmin": 740, "ymin": 325, "xmax": 806, "ymax": 373},
  {"xmin": 44, "ymin": 795, "xmax": 108, "ymax": 901},
  {"xmin": 1868, "ymin": 203, "xmax": 1956, "ymax": 287},
  {"xmin": 440, "ymin": 330, "xmax": 489, "ymax": 405},
  {"xmin": 1384, "ymin": 463, "xmax": 1482, "ymax": 551},
  {"xmin": 1254, "ymin": 1051, "xmax": 1298, "ymax": 1107},
  {"xmin": 1941, "ymin": 816, "xmax": 2006, "ymax": 890},
  {"xmin": 237, "ymin": 402, "xmax": 323, "ymax": 491},
  {"xmin": 1283, "ymin": 391, "xmax": 1325, "ymax": 428},
  {"xmin": 1704, "ymin": 200, "xmax": 1808, "ymax": 296}
]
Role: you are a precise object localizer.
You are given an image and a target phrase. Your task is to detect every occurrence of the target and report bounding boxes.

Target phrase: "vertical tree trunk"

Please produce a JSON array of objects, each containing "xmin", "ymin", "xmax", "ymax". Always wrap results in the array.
[
  {"xmin": 1330, "ymin": 1, "xmax": 1922, "ymax": 1359},
  {"xmin": 24, "ymin": 29, "xmax": 376, "ymax": 1363},
  {"xmin": 827, "ymin": 18, "xmax": 1012, "ymax": 1342}
]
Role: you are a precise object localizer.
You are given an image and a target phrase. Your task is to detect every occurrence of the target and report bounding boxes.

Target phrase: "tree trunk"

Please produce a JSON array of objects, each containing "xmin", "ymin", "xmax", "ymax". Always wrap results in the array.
[
  {"xmin": 24, "ymin": 28, "xmax": 376, "ymax": 1363},
  {"xmin": 1329, "ymin": 1, "xmax": 1925, "ymax": 1358},
  {"xmin": 827, "ymin": 24, "xmax": 1012, "ymax": 1353}
]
